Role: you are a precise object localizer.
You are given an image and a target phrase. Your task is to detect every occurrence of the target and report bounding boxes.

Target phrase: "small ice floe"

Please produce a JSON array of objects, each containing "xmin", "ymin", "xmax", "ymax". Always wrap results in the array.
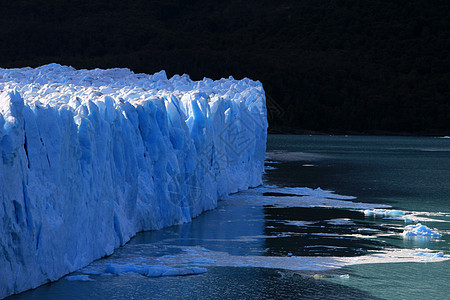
[
  {"xmin": 264, "ymin": 165, "xmax": 277, "ymax": 171},
  {"xmin": 104, "ymin": 263, "xmax": 206, "ymax": 277},
  {"xmin": 326, "ymin": 218, "xmax": 355, "ymax": 226},
  {"xmin": 414, "ymin": 251, "xmax": 444, "ymax": 258},
  {"xmin": 304, "ymin": 245, "xmax": 347, "ymax": 249},
  {"xmin": 402, "ymin": 223, "xmax": 442, "ymax": 238},
  {"xmin": 264, "ymin": 159, "xmax": 279, "ymax": 164},
  {"xmin": 312, "ymin": 274, "xmax": 349, "ymax": 279},
  {"xmin": 230, "ymin": 185, "xmax": 388, "ymax": 210},
  {"xmin": 364, "ymin": 209, "xmax": 404, "ymax": 218},
  {"xmin": 283, "ymin": 220, "xmax": 316, "ymax": 227},
  {"xmin": 65, "ymin": 275, "xmax": 95, "ymax": 282},
  {"xmin": 302, "ymin": 164, "xmax": 316, "ymax": 167},
  {"xmin": 366, "ymin": 209, "xmax": 449, "ymax": 223}
]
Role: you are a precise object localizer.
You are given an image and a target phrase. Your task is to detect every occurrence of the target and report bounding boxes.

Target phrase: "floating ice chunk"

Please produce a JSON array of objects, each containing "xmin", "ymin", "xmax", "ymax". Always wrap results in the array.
[
  {"xmin": 264, "ymin": 165, "xmax": 277, "ymax": 170},
  {"xmin": 402, "ymin": 223, "xmax": 442, "ymax": 238},
  {"xmin": 304, "ymin": 245, "xmax": 347, "ymax": 249},
  {"xmin": 264, "ymin": 160, "xmax": 279, "ymax": 164},
  {"xmin": 326, "ymin": 218, "xmax": 355, "ymax": 226},
  {"xmin": 414, "ymin": 251, "xmax": 444, "ymax": 257},
  {"xmin": 364, "ymin": 209, "xmax": 404, "ymax": 218},
  {"xmin": 65, "ymin": 275, "xmax": 95, "ymax": 282},
  {"xmin": 312, "ymin": 274, "xmax": 349, "ymax": 279},
  {"xmin": 284, "ymin": 220, "xmax": 316, "ymax": 227},
  {"xmin": 231, "ymin": 186, "xmax": 385, "ymax": 210},
  {"xmin": 367, "ymin": 209, "xmax": 449, "ymax": 223},
  {"xmin": 104, "ymin": 263, "xmax": 207, "ymax": 277}
]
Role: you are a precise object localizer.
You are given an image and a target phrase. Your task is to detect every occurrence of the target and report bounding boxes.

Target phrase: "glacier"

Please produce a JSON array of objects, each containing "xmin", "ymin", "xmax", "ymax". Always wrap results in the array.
[{"xmin": 0, "ymin": 64, "xmax": 267, "ymax": 298}]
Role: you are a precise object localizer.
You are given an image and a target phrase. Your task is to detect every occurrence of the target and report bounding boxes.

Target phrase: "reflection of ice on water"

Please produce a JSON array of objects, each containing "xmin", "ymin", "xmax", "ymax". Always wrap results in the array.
[{"xmin": 69, "ymin": 184, "xmax": 449, "ymax": 282}]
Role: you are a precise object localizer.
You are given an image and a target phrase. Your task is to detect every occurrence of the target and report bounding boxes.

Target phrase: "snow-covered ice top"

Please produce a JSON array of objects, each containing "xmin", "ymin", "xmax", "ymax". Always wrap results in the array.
[
  {"xmin": 0, "ymin": 64, "xmax": 267, "ymax": 298},
  {"xmin": 0, "ymin": 63, "xmax": 265, "ymax": 111}
]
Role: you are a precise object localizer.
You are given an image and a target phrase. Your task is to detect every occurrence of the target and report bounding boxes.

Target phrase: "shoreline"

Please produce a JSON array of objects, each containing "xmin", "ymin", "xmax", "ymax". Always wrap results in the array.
[{"xmin": 268, "ymin": 127, "xmax": 450, "ymax": 137}]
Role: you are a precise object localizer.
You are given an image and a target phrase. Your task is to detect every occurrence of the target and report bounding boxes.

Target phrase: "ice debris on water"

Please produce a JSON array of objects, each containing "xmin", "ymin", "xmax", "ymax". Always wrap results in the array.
[
  {"xmin": 364, "ymin": 209, "xmax": 405, "ymax": 218},
  {"xmin": 104, "ymin": 263, "xmax": 207, "ymax": 277},
  {"xmin": 414, "ymin": 251, "xmax": 444, "ymax": 257},
  {"xmin": 402, "ymin": 223, "xmax": 442, "ymax": 238}
]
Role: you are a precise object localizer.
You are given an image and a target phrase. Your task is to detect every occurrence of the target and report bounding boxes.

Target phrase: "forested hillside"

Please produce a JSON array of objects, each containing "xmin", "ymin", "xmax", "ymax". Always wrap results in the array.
[{"xmin": 1, "ymin": 0, "xmax": 449, "ymax": 134}]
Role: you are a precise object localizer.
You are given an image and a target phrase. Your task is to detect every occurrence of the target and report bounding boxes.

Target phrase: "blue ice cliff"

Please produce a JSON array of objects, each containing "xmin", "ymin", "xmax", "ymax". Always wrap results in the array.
[{"xmin": 0, "ymin": 64, "xmax": 267, "ymax": 298}]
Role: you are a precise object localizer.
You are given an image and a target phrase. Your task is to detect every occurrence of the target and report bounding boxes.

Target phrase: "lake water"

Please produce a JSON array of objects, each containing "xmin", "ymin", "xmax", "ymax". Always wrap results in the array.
[{"xmin": 9, "ymin": 135, "xmax": 450, "ymax": 299}]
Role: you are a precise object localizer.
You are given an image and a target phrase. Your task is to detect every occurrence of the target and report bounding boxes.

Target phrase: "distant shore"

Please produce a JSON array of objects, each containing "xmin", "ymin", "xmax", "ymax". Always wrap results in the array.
[{"xmin": 268, "ymin": 127, "xmax": 450, "ymax": 137}]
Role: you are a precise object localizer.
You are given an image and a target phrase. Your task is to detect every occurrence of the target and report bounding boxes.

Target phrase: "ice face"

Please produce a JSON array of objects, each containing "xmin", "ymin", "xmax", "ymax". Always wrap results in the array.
[{"xmin": 0, "ymin": 64, "xmax": 267, "ymax": 298}]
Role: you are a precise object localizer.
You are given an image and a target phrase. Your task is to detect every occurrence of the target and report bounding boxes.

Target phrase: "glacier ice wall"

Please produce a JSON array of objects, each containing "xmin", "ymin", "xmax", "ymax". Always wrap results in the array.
[{"xmin": 0, "ymin": 64, "xmax": 267, "ymax": 298}]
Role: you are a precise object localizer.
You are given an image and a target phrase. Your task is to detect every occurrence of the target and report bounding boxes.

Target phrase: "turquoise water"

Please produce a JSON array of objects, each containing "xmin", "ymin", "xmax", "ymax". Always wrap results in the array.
[
  {"xmin": 266, "ymin": 135, "xmax": 450, "ymax": 214},
  {"xmin": 266, "ymin": 135, "xmax": 450, "ymax": 299},
  {"xmin": 9, "ymin": 135, "xmax": 450, "ymax": 299}
]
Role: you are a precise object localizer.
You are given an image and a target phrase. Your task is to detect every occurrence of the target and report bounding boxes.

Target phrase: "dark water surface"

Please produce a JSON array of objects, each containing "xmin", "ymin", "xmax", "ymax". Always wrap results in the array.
[
  {"xmin": 266, "ymin": 135, "xmax": 450, "ymax": 214},
  {"xmin": 9, "ymin": 135, "xmax": 450, "ymax": 300},
  {"xmin": 265, "ymin": 135, "xmax": 450, "ymax": 299}
]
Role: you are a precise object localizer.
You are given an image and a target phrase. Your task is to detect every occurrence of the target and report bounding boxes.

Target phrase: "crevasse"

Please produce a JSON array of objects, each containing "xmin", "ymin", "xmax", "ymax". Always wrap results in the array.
[{"xmin": 0, "ymin": 64, "xmax": 267, "ymax": 298}]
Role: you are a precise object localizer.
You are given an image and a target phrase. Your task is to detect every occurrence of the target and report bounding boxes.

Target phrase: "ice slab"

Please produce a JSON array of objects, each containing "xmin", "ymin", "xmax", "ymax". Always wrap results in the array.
[
  {"xmin": 264, "ymin": 165, "xmax": 277, "ymax": 170},
  {"xmin": 364, "ymin": 209, "xmax": 449, "ymax": 223},
  {"xmin": 283, "ymin": 220, "xmax": 317, "ymax": 227},
  {"xmin": 90, "ymin": 245, "xmax": 449, "ymax": 274},
  {"xmin": 65, "ymin": 275, "xmax": 95, "ymax": 282},
  {"xmin": 414, "ymin": 251, "xmax": 444, "ymax": 258},
  {"xmin": 364, "ymin": 209, "xmax": 405, "ymax": 218},
  {"xmin": 104, "ymin": 263, "xmax": 206, "ymax": 277},
  {"xmin": 228, "ymin": 186, "xmax": 388, "ymax": 210}
]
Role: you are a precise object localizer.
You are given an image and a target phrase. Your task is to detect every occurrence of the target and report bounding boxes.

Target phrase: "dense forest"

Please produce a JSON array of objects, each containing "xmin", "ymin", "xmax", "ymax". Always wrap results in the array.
[{"xmin": 1, "ymin": 0, "xmax": 449, "ymax": 135}]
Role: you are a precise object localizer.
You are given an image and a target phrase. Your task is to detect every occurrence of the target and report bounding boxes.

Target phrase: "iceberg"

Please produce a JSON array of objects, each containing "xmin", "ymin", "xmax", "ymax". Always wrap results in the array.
[
  {"xmin": 0, "ymin": 64, "xmax": 267, "ymax": 298},
  {"xmin": 402, "ymin": 223, "xmax": 442, "ymax": 238}
]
